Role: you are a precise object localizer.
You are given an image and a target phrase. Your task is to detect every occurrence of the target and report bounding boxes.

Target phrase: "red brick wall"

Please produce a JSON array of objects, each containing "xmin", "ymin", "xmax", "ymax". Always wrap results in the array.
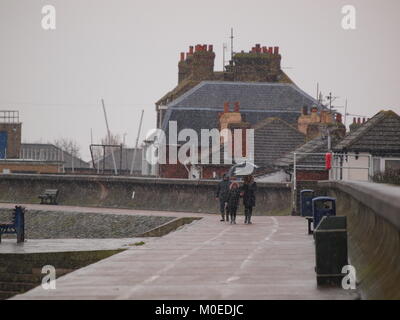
[
  {"xmin": 296, "ymin": 170, "xmax": 329, "ymax": 181},
  {"xmin": 202, "ymin": 166, "xmax": 229, "ymax": 179},
  {"xmin": 159, "ymin": 163, "xmax": 188, "ymax": 179},
  {"xmin": 0, "ymin": 123, "xmax": 21, "ymax": 158},
  {"xmin": 160, "ymin": 164, "xmax": 230, "ymax": 180},
  {"xmin": 0, "ymin": 162, "xmax": 60, "ymax": 174}
]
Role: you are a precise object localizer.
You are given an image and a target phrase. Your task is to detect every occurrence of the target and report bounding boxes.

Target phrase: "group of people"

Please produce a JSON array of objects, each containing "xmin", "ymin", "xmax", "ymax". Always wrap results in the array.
[{"xmin": 215, "ymin": 174, "xmax": 257, "ymax": 224}]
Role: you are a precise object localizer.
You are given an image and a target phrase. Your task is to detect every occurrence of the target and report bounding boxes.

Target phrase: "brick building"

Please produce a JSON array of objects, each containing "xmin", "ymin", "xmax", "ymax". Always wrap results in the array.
[
  {"xmin": 0, "ymin": 111, "xmax": 22, "ymax": 159},
  {"xmin": 0, "ymin": 110, "xmax": 90, "ymax": 174},
  {"xmin": 147, "ymin": 43, "xmax": 344, "ymax": 179},
  {"xmin": 156, "ymin": 43, "xmax": 299, "ymax": 129},
  {"xmin": 274, "ymin": 109, "xmax": 346, "ymax": 182}
]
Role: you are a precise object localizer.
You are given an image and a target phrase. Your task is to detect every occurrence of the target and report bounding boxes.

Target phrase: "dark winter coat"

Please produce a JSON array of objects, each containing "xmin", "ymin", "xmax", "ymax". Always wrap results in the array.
[
  {"xmin": 216, "ymin": 179, "xmax": 230, "ymax": 201},
  {"xmin": 227, "ymin": 188, "xmax": 241, "ymax": 209},
  {"xmin": 242, "ymin": 182, "xmax": 257, "ymax": 208}
]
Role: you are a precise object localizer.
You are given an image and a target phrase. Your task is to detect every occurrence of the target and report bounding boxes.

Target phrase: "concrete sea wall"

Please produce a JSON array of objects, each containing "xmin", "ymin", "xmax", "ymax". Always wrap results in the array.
[
  {"xmin": 0, "ymin": 174, "xmax": 292, "ymax": 215},
  {"xmin": 319, "ymin": 181, "xmax": 400, "ymax": 300},
  {"xmin": 0, "ymin": 250, "xmax": 123, "ymax": 300}
]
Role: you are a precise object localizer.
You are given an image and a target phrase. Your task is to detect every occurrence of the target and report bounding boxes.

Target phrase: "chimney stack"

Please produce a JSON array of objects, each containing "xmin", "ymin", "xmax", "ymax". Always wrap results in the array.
[
  {"xmin": 180, "ymin": 52, "xmax": 185, "ymax": 62},
  {"xmin": 234, "ymin": 102, "xmax": 240, "ymax": 112},
  {"xmin": 224, "ymin": 102, "xmax": 229, "ymax": 113}
]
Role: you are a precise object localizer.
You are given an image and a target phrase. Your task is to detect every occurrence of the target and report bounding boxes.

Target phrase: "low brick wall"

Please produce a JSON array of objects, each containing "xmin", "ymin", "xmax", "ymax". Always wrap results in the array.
[
  {"xmin": 0, "ymin": 161, "xmax": 61, "ymax": 174},
  {"xmin": 0, "ymin": 174, "xmax": 292, "ymax": 215},
  {"xmin": 319, "ymin": 181, "xmax": 400, "ymax": 300}
]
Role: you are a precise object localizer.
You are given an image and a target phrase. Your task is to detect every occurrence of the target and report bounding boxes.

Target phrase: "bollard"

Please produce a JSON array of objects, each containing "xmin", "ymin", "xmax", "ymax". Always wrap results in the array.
[{"xmin": 15, "ymin": 206, "xmax": 25, "ymax": 243}]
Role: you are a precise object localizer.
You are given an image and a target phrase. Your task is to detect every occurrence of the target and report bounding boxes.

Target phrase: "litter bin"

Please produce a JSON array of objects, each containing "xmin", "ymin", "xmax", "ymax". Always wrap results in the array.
[
  {"xmin": 300, "ymin": 189, "xmax": 315, "ymax": 217},
  {"xmin": 312, "ymin": 197, "xmax": 336, "ymax": 230},
  {"xmin": 314, "ymin": 215, "xmax": 348, "ymax": 286},
  {"xmin": 15, "ymin": 206, "xmax": 25, "ymax": 243}
]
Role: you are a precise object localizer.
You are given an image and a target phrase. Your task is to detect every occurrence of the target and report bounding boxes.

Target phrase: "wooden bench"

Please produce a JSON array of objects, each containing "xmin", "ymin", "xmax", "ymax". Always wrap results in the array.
[
  {"xmin": 306, "ymin": 217, "xmax": 314, "ymax": 235},
  {"xmin": 38, "ymin": 189, "xmax": 59, "ymax": 205},
  {"xmin": 0, "ymin": 206, "xmax": 25, "ymax": 243}
]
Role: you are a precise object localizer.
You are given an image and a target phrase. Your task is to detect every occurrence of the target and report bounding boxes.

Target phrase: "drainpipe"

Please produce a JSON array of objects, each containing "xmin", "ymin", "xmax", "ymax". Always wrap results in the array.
[{"xmin": 292, "ymin": 152, "xmax": 297, "ymax": 215}]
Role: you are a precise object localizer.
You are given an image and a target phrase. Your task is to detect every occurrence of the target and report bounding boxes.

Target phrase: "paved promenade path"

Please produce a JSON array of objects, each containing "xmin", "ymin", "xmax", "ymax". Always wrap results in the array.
[{"xmin": 2, "ymin": 204, "xmax": 356, "ymax": 300}]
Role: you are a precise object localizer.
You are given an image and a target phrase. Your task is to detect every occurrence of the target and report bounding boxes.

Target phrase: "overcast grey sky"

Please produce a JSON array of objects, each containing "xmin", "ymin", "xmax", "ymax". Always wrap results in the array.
[{"xmin": 0, "ymin": 0, "xmax": 399, "ymax": 160}]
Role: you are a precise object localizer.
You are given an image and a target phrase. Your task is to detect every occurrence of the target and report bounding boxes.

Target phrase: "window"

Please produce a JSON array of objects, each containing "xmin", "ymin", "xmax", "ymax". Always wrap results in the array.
[
  {"xmin": 385, "ymin": 159, "xmax": 400, "ymax": 171},
  {"xmin": 373, "ymin": 158, "xmax": 381, "ymax": 174},
  {"xmin": 375, "ymin": 157, "xmax": 400, "ymax": 173}
]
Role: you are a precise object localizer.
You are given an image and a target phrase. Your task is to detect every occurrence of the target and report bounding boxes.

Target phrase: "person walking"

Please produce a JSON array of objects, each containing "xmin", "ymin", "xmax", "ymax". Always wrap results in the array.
[
  {"xmin": 242, "ymin": 175, "xmax": 257, "ymax": 224},
  {"xmin": 216, "ymin": 174, "xmax": 230, "ymax": 222},
  {"xmin": 226, "ymin": 181, "xmax": 241, "ymax": 224}
]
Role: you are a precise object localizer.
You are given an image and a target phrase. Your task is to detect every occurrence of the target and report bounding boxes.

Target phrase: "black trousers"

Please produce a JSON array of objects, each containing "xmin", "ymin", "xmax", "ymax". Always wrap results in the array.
[
  {"xmin": 244, "ymin": 206, "xmax": 253, "ymax": 222},
  {"xmin": 228, "ymin": 206, "xmax": 238, "ymax": 222},
  {"xmin": 219, "ymin": 199, "xmax": 228, "ymax": 220}
]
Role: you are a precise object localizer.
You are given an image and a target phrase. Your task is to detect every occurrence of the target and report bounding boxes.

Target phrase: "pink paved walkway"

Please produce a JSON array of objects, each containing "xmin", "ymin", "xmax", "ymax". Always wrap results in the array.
[{"xmin": 4, "ymin": 205, "xmax": 357, "ymax": 300}]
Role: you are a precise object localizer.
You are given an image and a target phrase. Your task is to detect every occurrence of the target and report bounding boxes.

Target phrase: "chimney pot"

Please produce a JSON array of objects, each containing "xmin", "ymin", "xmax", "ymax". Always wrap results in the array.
[
  {"xmin": 208, "ymin": 44, "xmax": 213, "ymax": 52},
  {"xmin": 223, "ymin": 102, "xmax": 229, "ymax": 113},
  {"xmin": 180, "ymin": 52, "xmax": 185, "ymax": 61},
  {"xmin": 189, "ymin": 46, "xmax": 194, "ymax": 54},
  {"xmin": 353, "ymin": 117, "xmax": 356, "ymax": 124},
  {"xmin": 268, "ymin": 47, "xmax": 273, "ymax": 54},
  {"xmin": 302, "ymin": 106, "xmax": 308, "ymax": 115},
  {"xmin": 274, "ymin": 46, "xmax": 279, "ymax": 55},
  {"xmin": 234, "ymin": 102, "xmax": 240, "ymax": 112},
  {"xmin": 336, "ymin": 113, "xmax": 342, "ymax": 123},
  {"xmin": 357, "ymin": 117, "xmax": 361, "ymax": 124}
]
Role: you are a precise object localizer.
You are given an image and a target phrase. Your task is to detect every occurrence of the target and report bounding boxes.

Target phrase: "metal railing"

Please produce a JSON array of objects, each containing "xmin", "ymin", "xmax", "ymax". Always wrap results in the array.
[{"xmin": 0, "ymin": 110, "xmax": 19, "ymax": 123}]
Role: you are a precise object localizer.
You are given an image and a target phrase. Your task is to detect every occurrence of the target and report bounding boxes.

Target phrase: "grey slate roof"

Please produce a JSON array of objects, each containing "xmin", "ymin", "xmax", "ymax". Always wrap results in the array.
[
  {"xmin": 333, "ymin": 110, "xmax": 400, "ymax": 155},
  {"xmin": 201, "ymin": 117, "xmax": 306, "ymax": 169},
  {"xmin": 161, "ymin": 81, "xmax": 319, "ymax": 140},
  {"xmin": 169, "ymin": 81, "xmax": 316, "ymax": 110},
  {"xmin": 20, "ymin": 143, "xmax": 90, "ymax": 169},
  {"xmin": 253, "ymin": 118, "xmax": 306, "ymax": 168},
  {"xmin": 275, "ymin": 136, "xmax": 339, "ymax": 169}
]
